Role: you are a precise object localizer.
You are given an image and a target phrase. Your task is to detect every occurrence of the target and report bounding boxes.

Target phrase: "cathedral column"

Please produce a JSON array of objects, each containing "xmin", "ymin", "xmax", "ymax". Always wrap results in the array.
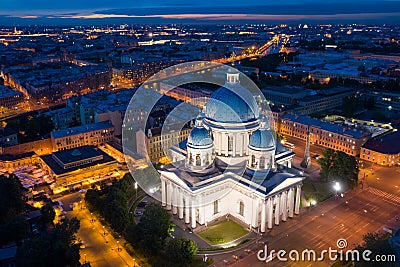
[
  {"xmin": 199, "ymin": 194, "xmax": 205, "ymax": 225},
  {"xmin": 288, "ymin": 188, "xmax": 295, "ymax": 218},
  {"xmin": 166, "ymin": 181, "xmax": 172, "ymax": 210},
  {"xmin": 191, "ymin": 197, "xmax": 197, "ymax": 229},
  {"xmin": 224, "ymin": 133, "xmax": 229, "ymax": 156},
  {"xmin": 251, "ymin": 197, "xmax": 259, "ymax": 228},
  {"xmin": 219, "ymin": 132, "xmax": 223, "ymax": 155},
  {"xmin": 232, "ymin": 134, "xmax": 236, "ymax": 157},
  {"xmin": 161, "ymin": 178, "xmax": 166, "ymax": 207},
  {"xmin": 185, "ymin": 194, "xmax": 190, "ymax": 224},
  {"xmin": 260, "ymin": 201, "xmax": 266, "ymax": 232},
  {"xmin": 267, "ymin": 197, "xmax": 273, "ymax": 229},
  {"xmin": 274, "ymin": 194, "xmax": 281, "ymax": 225},
  {"xmin": 281, "ymin": 191, "xmax": 288, "ymax": 222},
  {"xmin": 172, "ymin": 185, "xmax": 178, "ymax": 215},
  {"xmin": 287, "ymin": 160, "xmax": 292, "ymax": 168},
  {"xmin": 295, "ymin": 185, "xmax": 301, "ymax": 215},
  {"xmin": 239, "ymin": 134, "xmax": 244, "ymax": 157},
  {"xmin": 178, "ymin": 189, "xmax": 184, "ymax": 219}
]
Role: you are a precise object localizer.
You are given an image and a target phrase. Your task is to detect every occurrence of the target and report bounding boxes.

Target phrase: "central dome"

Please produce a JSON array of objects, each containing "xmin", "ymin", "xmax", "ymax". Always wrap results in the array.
[{"xmin": 205, "ymin": 86, "xmax": 259, "ymax": 123}]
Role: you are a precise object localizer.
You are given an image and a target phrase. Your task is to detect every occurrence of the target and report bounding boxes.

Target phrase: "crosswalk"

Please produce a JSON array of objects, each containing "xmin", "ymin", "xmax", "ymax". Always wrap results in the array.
[{"xmin": 366, "ymin": 187, "xmax": 400, "ymax": 206}]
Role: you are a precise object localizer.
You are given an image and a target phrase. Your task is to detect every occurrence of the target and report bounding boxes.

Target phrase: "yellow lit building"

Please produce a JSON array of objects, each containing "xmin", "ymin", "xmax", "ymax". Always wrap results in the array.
[{"xmin": 40, "ymin": 145, "xmax": 118, "ymax": 192}]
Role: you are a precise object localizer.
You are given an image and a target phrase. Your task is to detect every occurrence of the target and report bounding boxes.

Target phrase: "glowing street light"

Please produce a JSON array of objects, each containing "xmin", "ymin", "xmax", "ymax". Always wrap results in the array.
[
  {"xmin": 134, "ymin": 182, "xmax": 138, "ymax": 199},
  {"xmin": 310, "ymin": 200, "xmax": 317, "ymax": 206},
  {"xmin": 333, "ymin": 182, "xmax": 341, "ymax": 198}
]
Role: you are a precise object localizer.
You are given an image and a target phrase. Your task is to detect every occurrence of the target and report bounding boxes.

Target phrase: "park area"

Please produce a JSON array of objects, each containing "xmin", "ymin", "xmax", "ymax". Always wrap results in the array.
[{"xmin": 198, "ymin": 220, "xmax": 248, "ymax": 245}]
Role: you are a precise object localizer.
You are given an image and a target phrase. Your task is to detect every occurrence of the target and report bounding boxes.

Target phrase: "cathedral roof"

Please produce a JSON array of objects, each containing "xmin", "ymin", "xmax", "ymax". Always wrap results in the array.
[
  {"xmin": 187, "ymin": 127, "xmax": 213, "ymax": 147},
  {"xmin": 205, "ymin": 85, "xmax": 259, "ymax": 124}
]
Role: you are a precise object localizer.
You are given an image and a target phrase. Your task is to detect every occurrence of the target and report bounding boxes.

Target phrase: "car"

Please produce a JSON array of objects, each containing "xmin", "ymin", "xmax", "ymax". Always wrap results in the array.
[
  {"xmin": 137, "ymin": 200, "xmax": 148, "ymax": 207},
  {"xmin": 312, "ymin": 154, "xmax": 321, "ymax": 160},
  {"xmin": 134, "ymin": 211, "xmax": 143, "ymax": 216}
]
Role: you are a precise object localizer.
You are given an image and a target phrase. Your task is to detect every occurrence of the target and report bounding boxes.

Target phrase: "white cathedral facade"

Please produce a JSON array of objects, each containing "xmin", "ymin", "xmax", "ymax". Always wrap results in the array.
[{"xmin": 159, "ymin": 72, "xmax": 304, "ymax": 232}]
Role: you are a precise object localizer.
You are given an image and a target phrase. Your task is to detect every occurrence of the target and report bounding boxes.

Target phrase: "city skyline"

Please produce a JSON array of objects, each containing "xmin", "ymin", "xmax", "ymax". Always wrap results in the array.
[{"xmin": 0, "ymin": 0, "xmax": 400, "ymax": 25}]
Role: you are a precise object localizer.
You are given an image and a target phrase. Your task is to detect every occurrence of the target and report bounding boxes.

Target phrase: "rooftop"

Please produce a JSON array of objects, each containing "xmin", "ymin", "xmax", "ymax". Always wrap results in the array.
[
  {"xmin": 51, "ymin": 121, "xmax": 113, "ymax": 139},
  {"xmin": 363, "ymin": 131, "xmax": 400, "ymax": 154},
  {"xmin": 40, "ymin": 146, "xmax": 116, "ymax": 175},
  {"xmin": 52, "ymin": 145, "xmax": 103, "ymax": 165},
  {"xmin": 282, "ymin": 114, "xmax": 369, "ymax": 139},
  {"xmin": 0, "ymin": 85, "xmax": 23, "ymax": 98}
]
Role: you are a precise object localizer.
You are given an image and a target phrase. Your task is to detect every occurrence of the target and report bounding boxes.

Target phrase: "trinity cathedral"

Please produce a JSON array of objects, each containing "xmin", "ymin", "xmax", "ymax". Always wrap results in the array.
[{"xmin": 159, "ymin": 72, "xmax": 304, "ymax": 232}]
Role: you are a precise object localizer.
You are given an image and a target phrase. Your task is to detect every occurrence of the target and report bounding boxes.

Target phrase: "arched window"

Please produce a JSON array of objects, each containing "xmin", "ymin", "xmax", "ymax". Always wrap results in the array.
[
  {"xmin": 188, "ymin": 153, "xmax": 193, "ymax": 164},
  {"xmin": 259, "ymin": 156, "xmax": 265, "ymax": 169},
  {"xmin": 204, "ymin": 153, "xmax": 209, "ymax": 165},
  {"xmin": 196, "ymin": 154, "xmax": 201, "ymax": 166},
  {"xmin": 251, "ymin": 155, "xmax": 256, "ymax": 168},
  {"xmin": 213, "ymin": 200, "xmax": 219, "ymax": 215},
  {"xmin": 228, "ymin": 135, "xmax": 233, "ymax": 151},
  {"xmin": 239, "ymin": 201, "xmax": 244, "ymax": 216}
]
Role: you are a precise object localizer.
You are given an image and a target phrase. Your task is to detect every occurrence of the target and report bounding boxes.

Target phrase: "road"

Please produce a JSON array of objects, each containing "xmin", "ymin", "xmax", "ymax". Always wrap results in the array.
[
  {"xmin": 208, "ymin": 187, "xmax": 400, "ymax": 267},
  {"xmin": 205, "ymin": 136, "xmax": 400, "ymax": 266},
  {"xmin": 57, "ymin": 193, "xmax": 140, "ymax": 267}
]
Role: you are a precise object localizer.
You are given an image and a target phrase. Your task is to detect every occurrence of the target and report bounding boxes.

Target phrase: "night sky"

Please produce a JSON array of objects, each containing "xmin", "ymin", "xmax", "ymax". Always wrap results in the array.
[{"xmin": 0, "ymin": 0, "xmax": 399, "ymax": 25}]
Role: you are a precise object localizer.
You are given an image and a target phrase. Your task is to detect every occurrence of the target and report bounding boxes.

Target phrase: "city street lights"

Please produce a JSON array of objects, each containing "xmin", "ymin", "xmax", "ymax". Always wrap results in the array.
[
  {"xmin": 134, "ymin": 182, "xmax": 138, "ymax": 199},
  {"xmin": 103, "ymin": 225, "xmax": 106, "ymax": 236},
  {"xmin": 84, "ymin": 253, "xmax": 86, "ymax": 264},
  {"xmin": 117, "ymin": 240, "xmax": 120, "ymax": 252},
  {"xmin": 334, "ymin": 182, "xmax": 341, "ymax": 198},
  {"xmin": 90, "ymin": 212, "xmax": 94, "ymax": 223},
  {"xmin": 133, "ymin": 258, "xmax": 136, "ymax": 267}
]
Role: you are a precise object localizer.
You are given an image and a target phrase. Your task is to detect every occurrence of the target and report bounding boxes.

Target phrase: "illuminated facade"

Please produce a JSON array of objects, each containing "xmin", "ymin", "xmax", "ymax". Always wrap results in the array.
[{"xmin": 161, "ymin": 73, "xmax": 303, "ymax": 231}]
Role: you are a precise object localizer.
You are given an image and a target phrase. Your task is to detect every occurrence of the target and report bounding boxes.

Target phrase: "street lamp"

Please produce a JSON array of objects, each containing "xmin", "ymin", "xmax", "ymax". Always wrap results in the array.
[
  {"xmin": 117, "ymin": 240, "xmax": 120, "ymax": 252},
  {"xmin": 90, "ymin": 212, "xmax": 94, "ymax": 223},
  {"xmin": 133, "ymin": 258, "xmax": 136, "ymax": 267},
  {"xmin": 333, "ymin": 182, "xmax": 341, "ymax": 198},
  {"xmin": 84, "ymin": 253, "xmax": 86, "ymax": 264},
  {"xmin": 310, "ymin": 199, "xmax": 317, "ymax": 206},
  {"xmin": 134, "ymin": 182, "xmax": 138, "ymax": 199},
  {"xmin": 103, "ymin": 225, "xmax": 106, "ymax": 236}
]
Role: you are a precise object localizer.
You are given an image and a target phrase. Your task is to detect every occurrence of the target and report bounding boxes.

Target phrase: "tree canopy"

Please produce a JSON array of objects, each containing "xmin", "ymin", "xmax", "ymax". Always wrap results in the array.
[
  {"xmin": 317, "ymin": 149, "xmax": 359, "ymax": 186},
  {"xmin": 165, "ymin": 238, "xmax": 198, "ymax": 267},
  {"xmin": 41, "ymin": 202, "xmax": 56, "ymax": 225},
  {"xmin": 127, "ymin": 202, "xmax": 175, "ymax": 254},
  {"xmin": 0, "ymin": 174, "xmax": 25, "ymax": 224},
  {"xmin": 15, "ymin": 217, "xmax": 81, "ymax": 267}
]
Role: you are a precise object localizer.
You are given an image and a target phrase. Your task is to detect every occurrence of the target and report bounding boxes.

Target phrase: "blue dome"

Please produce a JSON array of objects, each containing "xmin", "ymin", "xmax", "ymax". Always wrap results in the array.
[
  {"xmin": 188, "ymin": 127, "xmax": 213, "ymax": 147},
  {"xmin": 205, "ymin": 86, "xmax": 259, "ymax": 123},
  {"xmin": 249, "ymin": 129, "xmax": 275, "ymax": 149}
]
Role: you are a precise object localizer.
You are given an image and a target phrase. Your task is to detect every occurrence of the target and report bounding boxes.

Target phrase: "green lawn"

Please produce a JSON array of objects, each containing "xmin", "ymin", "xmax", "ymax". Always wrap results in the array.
[{"xmin": 197, "ymin": 220, "xmax": 248, "ymax": 245}]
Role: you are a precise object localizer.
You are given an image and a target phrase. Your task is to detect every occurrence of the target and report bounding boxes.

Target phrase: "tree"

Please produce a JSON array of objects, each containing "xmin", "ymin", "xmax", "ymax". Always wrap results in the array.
[
  {"xmin": 41, "ymin": 203, "xmax": 56, "ymax": 225},
  {"xmin": 317, "ymin": 148, "xmax": 336, "ymax": 180},
  {"xmin": 130, "ymin": 203, "xmax": 175, "ymax": 253},
  {"xmin": 353, "ymin": 232, "xmax": 397, "ymax": 267},
  {"xmin": 165, "ymin": 238, "xmax": 198, "ymax": 267},
  {"xmin": 16, "ymin": 218, "xmax": 81, "ymax": 267},
  {"xmin": 317, "ymin": 149, "xmax": 359, "ymax": 186},
  {"xmin": 0, "ymin": 174, "xmax": 25, "ymax": 224},
  {"xmin": 342, "ymin": 95, "xmax": 361, "ymax": 118},
  {"xmin": 0, "ymin": 215, "xmax": 29, "ymax": 246}
]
